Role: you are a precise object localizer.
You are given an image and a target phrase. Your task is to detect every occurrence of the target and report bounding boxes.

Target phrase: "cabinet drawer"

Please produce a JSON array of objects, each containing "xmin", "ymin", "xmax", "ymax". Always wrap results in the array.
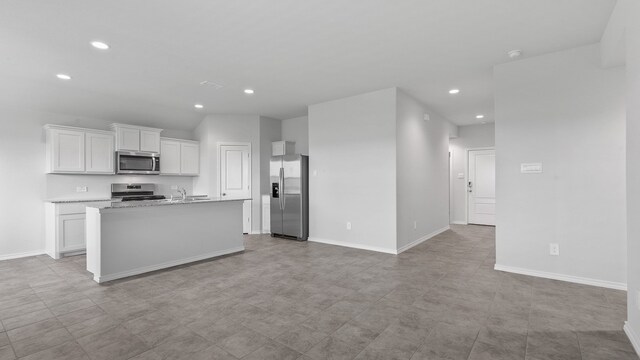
[{"xmin": 57, "ymin": 203, "xmax": 87, "ymax": 215}]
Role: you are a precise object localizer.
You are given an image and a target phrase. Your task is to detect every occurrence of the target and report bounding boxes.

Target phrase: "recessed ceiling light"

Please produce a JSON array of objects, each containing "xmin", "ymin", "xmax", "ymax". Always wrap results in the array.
[
  {"xmin": 194, "ymin": 104, "xmax": 204, "ymax": 109},
  {"xmin": 476, "ymin": 114, "xmax": 485, "ymax": 119},
  {"xmin": 56, "ymin": 74, "xmax": 71, "ymax": 80},
  {"xmin": 449, "ymin": 89, "xmax": 460, "ymax": 94},
  {"xmin": 90, "ymin": 41, "xmax": 110, "ymax": 50},
  {"xmin": 244, "ymin": 89, "xmax": 254, "ymax": 95}
]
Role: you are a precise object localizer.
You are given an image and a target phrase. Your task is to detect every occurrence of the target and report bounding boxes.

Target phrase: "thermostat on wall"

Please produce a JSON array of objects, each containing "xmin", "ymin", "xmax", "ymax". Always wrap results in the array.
[{"xmin": 521, "ymin": 163, "xmax": 543, "ymax": 174}]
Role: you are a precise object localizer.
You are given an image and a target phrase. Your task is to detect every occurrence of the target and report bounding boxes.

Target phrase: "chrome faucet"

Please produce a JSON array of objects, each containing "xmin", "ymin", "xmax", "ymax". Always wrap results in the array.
[{"xmin": 177, "ymin": 187, "xmax": 187, "ymax": 201}]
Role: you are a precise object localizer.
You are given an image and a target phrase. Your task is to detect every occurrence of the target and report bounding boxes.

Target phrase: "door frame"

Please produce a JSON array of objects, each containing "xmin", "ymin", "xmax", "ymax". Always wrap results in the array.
[
  {"xmin": 217, "ymin": 142, "xmax": 252, "ymax": 233},
  {"xmin": 465, "ymin": 147, "xmax": 495, "ymax": 225}
]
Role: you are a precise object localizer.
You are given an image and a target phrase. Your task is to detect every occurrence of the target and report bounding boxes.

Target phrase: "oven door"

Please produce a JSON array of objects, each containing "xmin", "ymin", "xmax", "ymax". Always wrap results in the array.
[{"xmin": 116, "ymin": 151, "xmax": 160, "ymax": 174}]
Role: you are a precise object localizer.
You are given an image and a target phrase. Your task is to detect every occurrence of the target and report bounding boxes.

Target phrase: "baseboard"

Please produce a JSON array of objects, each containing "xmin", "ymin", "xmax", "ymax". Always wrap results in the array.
[
  {"xmin": 450, "ymin": 221, "xmax": 467, "ymax": 225},
  {"xmin": 494, "ymin": 264, "xmax": 627, "ymax": 291},
  {"xmin": 396, "ymin": 225, "xmax": 450, "ymax": 254},
  {"xmin": 0, "ymin": 250, "xmax": 45, "ymax": 261},
  {"xmin": 625, "ymin": 322, "xmax": 640, "ymax": 357},
  {"xmin": 308, "ymin": 237, "xmax": 397, "ymax": 255},
  {"xmin": 94, "ymin": 246, "xmax": 245, "ymax": 283},
  {"xmin": 249, "ymin": 231, "xmax": 263, "ymax": 235}
]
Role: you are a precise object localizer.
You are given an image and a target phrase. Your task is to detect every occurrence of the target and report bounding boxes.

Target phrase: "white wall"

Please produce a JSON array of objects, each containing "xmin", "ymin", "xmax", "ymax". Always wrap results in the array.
[
  {"xmin": 396, "ymin": 90, "xmax": 450, "ymax": 251},
  {"xmin": 625, "ymin": 0, "xmax": 640, "ymax": 348},
  {"xmin": 449, "ymin": 123, "xmax": 495, "ymax": 224},
  {"xmin": 309, "ymin": 88, "xmax": 398, "ymax": 253},
  {"xmin": 0, "ymin": 109, "xmax": 195, "ymax": 259},
  {"xmin": 259, "ymin": 116, "xmax": 282, "ymax": 195},
  {"xmin": 281, "ymin": 116, "xmax": 309, "ymax": 155},
  {"xmin": 193, "ymin": 114, "xmax": 271, "ymax": 234},
  {"xmin": 494, "ymin": 44, "xmax": 627, "ymax": 287}
]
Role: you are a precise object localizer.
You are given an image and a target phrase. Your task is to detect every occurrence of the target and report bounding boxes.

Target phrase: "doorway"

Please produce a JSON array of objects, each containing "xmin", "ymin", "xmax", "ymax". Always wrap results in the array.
[
  {"xmin": 467, "ymin": 149, "xmax": 495, "ymax": 226},
  {"xmin": 218, "ymin": 142, "xmax": 252, "ymax": 233}
]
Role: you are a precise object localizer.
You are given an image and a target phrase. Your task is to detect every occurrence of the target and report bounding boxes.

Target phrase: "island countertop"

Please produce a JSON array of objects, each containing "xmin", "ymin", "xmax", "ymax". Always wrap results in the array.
[{"xmin": 86, "ymin": 197, "xmax": 251, "ymax": 210}]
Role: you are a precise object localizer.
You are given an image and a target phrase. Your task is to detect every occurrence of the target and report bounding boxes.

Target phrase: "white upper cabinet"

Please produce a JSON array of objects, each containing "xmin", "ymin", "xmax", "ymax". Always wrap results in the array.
[
  {"xmin": 47, "ymin": 127, "xmax": 85, "ymax": 173},
  {"xmin": 85, "ymin": 132, "xmax": 114, "ymax": 174},
  {"xmin": 45, "ymin": 125, "xmax": 114, "ymax": 174},
  {"xmin": 160, "ymin": 138, "xmax": 199, "ymax": 176},
  {"xmin": 160, "ymin": 139, "xmax": 181, "ymax": 175},
  {"xmin": 140, "ymin": 130, "xmax": 161, "ymax": 153},
  {"xmin": 116, "ymin": 127, "xmax": 140, "ymax": 151},
  {"xmin": 111, "ymin": 124, "xmax": 162, "ymax": 153},
  {"xmin": 180, "ymin": 142, "xmax": 200, "ymax": 175}
]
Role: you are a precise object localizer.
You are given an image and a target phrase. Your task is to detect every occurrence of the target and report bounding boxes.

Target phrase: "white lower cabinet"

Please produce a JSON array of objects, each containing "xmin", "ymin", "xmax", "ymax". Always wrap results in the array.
[
  {"xmin": 58, "ymin": 214, "xmax": 86, "ymax": 252},
  {"xmin": 46, "ymin": 201, "xmax": 110, "ymax": 259}
]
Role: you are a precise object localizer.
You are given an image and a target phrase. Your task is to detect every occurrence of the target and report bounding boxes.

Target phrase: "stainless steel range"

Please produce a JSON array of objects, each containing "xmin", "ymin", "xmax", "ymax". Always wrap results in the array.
[{"xmin": 111, "ymin": 183, "xmax": 166, "ymax": 202}]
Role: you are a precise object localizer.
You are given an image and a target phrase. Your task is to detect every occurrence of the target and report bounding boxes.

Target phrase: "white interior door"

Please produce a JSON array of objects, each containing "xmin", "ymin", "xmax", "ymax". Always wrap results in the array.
[
  {"xmin": 468, "ymin": 149, "xmax": 496, "ymax": 226},
  {"xmin": 219, "ymin": 144, "xmax": 251, "ymax": 233}
]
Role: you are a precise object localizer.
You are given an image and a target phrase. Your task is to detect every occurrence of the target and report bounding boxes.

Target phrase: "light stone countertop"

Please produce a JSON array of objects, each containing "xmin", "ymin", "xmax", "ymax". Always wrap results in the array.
[
  {"xmin": 87, "ymin": 197, "xmax": 250, "ymax": 210},
  {"xmin": 46, "ymin": 198, "xmax": 112, "ymax": 204}
]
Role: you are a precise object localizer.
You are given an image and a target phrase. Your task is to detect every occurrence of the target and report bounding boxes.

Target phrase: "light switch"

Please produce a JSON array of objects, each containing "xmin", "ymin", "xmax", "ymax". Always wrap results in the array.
[
  {"xmin": 521, "ymin": 163, "xmax": 543, "ymax": 174},
  {"xmin": 457, "ymin": 173, "xmax": 464, "ymax": 179},
  {"xmin": 313, "ymin": 170, "xmax": 318, "ymax": 176}
]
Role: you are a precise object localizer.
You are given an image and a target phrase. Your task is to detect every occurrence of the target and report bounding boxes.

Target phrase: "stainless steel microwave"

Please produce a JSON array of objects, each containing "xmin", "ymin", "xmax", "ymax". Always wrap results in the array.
[{"xmin": 116, "ymin": 151, "xmax": 160, "ymax": 175}]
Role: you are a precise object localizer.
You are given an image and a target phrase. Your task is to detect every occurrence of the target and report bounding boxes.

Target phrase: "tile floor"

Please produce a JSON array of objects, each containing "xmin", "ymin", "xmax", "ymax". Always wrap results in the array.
[{"xmin": 0, "ymin": 225, "xmax": 637, "ymax": 360}]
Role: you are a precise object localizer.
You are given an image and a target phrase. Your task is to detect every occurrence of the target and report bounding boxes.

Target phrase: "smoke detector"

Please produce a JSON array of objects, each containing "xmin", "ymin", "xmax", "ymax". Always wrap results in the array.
[
  {"xmin": 508, "ymin": 49, "xmax": 522, "ymax": 59},
  {"xmin": 199, "ymin": 81, "xmax": 224, "ymax": 89}
]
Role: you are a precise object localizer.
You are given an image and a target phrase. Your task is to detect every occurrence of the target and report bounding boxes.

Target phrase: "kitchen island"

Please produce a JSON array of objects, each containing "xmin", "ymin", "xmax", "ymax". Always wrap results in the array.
[{"xmin": 85, "ymin": 197, "xmax": 248, "ymax": 283}]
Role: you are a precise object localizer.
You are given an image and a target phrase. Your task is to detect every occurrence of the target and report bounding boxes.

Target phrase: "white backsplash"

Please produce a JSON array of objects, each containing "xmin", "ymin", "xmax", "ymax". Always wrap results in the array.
[{"xmin": 46, "ymin": 174, "xmax": 196, "ymax": 200}]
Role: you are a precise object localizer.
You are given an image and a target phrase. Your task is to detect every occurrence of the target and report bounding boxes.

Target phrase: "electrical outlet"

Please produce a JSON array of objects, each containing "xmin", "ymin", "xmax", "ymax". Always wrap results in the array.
[
  {"xmin": 414, "ymin": 221, "xmax": 417, "ymax": 230},
  {"xmin": 549, "ymin": 243, "xmax": 559, "ymax": 256},
  {"xmin": 346, "ymin": 222, "xmax": 352, "ymax": 230},
  {"xmin": 76, "ymin": 186, "xmax": 87, "ymax": 193},
  {"xmin": 171, "ymin": 185, "xmax": 178, "ymax": 190}
]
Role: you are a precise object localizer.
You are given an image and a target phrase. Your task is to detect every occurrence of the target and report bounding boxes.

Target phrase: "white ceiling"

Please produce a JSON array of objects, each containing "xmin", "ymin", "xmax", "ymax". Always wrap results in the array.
[{"xmin": 0, "ymin": 0, "xmax": 616, "ymax": 129}]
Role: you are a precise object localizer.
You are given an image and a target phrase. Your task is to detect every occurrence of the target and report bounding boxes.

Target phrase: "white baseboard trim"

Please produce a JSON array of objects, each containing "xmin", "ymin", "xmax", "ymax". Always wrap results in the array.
[
  {"xmin": 625, "ymin": 322, "xmax": 640, "ymax": 357},
  {"xmin": 94, "ymin": 246, "xmax": 245, "ymax": 283},
  {"xmin": 0, "ymin": 250, "xmax": 45, "ymax": 261},
  {"xmin": 308, "ymin": 237, "xmax": 397, "ymax": 255},
  {"xmin": 494, "ymin": 264, "xmax": 627, "ymax": 291},
  {"xmin": 396, "ymin": 225, "xmax": 450, "ymax": 254},
  {"xmin": 249, "ymin": 231, "xmax": 263, "ymax": 235},
  {"xmin": 450, "ymin": 221, "xmax": 467, "ymax": 225}
]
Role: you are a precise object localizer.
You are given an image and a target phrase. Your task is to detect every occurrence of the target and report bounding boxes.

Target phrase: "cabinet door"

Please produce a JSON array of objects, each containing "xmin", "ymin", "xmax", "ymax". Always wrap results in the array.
[
  {"xmin": 140, "ymin": 130, "xmax": 160, "ymax": 153},
  {"xmin": 51, "ymin": 129, "xmax": 85, "ymax": 172},
  {"xmin": 58, "ymin": 213, "xmax": 85, "ymax": 252},
  {"xmin": 160, "ymin": 140, "xmax": 181, "ymax": 175},
  {"xmin": 85, "ymin": 132, "xmax": 114, "ymax": 174},
  {"xmin": 117, "ymin": 127, "xmax": 140, "ymax": 151},
  {"xmin": 180, "ymin": 143, "xmax": 199, "ymax": 175}
]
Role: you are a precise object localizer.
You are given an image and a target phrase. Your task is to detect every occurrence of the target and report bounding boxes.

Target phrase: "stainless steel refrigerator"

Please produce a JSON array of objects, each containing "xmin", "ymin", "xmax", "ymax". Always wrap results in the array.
[{"xmin": 270, "ymin": 154, "xmax": 309, "ymax": 240}]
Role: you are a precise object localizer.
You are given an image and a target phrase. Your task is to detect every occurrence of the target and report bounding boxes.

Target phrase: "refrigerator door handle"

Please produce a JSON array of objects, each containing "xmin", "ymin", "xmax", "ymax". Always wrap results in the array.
[{"xmin": 279, "ymin": 167, "xmax": 284, "ymax": 210}]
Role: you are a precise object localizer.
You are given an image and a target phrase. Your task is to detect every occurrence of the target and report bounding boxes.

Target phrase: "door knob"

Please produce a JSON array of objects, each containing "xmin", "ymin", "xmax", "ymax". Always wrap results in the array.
[{"xmin": 222, "ymin": 193, "xmax": 226, "ymax": 196}]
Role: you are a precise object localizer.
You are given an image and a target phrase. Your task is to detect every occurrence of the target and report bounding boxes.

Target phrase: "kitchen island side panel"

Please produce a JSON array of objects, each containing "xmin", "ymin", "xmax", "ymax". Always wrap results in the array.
[{"xmin": 87, "ymin": 200, "xmax": 244, "ymax": 282}]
